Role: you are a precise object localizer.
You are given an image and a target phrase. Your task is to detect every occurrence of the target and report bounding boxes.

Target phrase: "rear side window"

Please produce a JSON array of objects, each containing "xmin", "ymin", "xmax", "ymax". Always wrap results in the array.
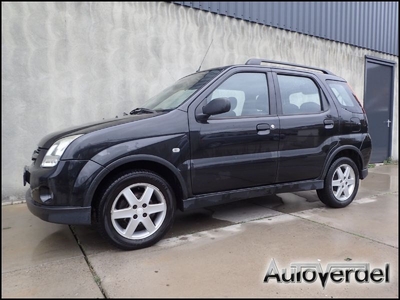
[
  {"xmin": 327, "ymin": 81, "xmax": 364, "ymax": 113},
  {"xmin": 277, "ymin": 75, "xmax": 322, "ymax": 115}
]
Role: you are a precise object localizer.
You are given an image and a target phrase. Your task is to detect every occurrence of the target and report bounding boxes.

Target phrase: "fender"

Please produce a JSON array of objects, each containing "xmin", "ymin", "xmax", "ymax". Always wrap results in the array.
[
  {"xmin": 83, "ymin": 154, "xmax": 189, "ymax": 207},
  {"xmin": 320, "ymin": 145, "xmax": 365, "ymax": 180}
]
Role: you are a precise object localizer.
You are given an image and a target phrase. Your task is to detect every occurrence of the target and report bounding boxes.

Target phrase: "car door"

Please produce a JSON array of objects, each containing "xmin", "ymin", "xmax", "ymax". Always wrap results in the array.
[
  {"xmin": 188, "ymin": 69, "xmax": 280, "ymax": 195},
  {"xmin": 272, "ymin": 71, "xmax": 339, "ymax": 182}
]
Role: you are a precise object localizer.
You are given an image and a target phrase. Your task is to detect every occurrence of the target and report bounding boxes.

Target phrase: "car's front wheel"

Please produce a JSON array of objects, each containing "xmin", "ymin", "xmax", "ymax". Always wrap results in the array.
[
  {"xmin": 317, "ymin": 157, "xmax": 359, "ymax": 208},
  {"xmin": 97, "ymin": 170, "xmax": 176, "ymax": 250}
]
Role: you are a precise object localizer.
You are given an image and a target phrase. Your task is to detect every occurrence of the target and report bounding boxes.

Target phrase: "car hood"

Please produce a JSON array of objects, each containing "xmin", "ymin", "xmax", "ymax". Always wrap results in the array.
[{"xmin": 38, "ymin": 113, "xmax": 161, "ymax": 149}]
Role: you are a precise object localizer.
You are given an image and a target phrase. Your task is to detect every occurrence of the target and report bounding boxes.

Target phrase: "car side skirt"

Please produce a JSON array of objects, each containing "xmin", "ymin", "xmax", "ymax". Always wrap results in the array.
[{"xmin": 182, "ymin": 179, "xmax": 324, "ymax": 211}]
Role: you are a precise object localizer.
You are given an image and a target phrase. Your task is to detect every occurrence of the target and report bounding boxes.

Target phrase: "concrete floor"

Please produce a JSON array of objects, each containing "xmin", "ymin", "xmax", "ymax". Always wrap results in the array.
[{"xmin": 1, "ymin": 164, "xmax": 398, "ymax": 298}]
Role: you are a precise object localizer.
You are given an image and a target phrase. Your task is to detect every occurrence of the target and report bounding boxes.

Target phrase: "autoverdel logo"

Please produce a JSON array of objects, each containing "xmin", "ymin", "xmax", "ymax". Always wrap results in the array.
[{"xmin": 264, "ymin": 259, "xmax": 390, "ymax": 289}]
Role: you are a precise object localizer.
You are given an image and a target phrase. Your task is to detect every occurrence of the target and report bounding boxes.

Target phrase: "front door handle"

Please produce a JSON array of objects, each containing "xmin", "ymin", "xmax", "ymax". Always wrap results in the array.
[
  {"xmin": 257, "ymin": 123, "xmax": 274, "ymax": 135},
  {"xmin": 324, "ymin": 119, "xmax": 334, "ymax": 129}
]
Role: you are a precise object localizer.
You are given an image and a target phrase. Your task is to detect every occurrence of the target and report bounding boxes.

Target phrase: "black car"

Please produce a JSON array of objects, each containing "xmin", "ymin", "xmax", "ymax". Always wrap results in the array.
[{"xmin": 24, "ymin": 58, "xmax": 372, "ymax": 250}]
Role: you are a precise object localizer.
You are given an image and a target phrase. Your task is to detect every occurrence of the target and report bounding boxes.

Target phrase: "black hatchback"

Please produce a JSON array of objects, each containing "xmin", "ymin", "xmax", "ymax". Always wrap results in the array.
[{"xmin": 24, "ymin": 59, "xmax": 372, "ymax": 250}]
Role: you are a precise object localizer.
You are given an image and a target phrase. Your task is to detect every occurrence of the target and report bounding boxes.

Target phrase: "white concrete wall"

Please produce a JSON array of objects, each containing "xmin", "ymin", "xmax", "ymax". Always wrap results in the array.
[{"xmin": 2, "ymin": 2, "xmax": 398, "ymax": 200}]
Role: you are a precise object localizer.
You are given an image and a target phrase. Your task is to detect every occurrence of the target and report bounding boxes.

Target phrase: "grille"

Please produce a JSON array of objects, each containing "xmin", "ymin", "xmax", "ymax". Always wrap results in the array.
[{"xmin": 31, "ymin": 147, "xmax": 43, "ymax": 164}]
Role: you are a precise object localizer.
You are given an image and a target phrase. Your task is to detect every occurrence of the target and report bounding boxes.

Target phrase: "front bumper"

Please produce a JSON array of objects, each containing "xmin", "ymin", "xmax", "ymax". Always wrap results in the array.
[{"xmin": 26, "ymin": 189, "xmax": 91, "ymax": 225}]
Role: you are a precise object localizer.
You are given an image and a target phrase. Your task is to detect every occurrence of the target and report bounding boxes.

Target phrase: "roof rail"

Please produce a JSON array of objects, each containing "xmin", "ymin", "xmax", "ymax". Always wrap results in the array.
[{"xmin": 245, "ymin": 58, "xmax": 334, "ymax": 75}]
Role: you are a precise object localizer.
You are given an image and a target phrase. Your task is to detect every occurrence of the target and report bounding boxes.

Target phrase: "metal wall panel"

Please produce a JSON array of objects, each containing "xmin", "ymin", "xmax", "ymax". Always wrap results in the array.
[{"xmin": 174, "ymin": 1, "xmax": 399, "ymax": 56}]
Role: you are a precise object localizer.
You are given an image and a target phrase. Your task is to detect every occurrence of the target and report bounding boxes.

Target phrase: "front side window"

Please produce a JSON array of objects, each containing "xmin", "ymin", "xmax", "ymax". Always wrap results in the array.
[
  {"xmin": 277, "ymin": 75, "xmax": 322, "ymax": 115},
  {"xmin": 206, "ymin": 73, "xmax": 270, "ymax": 118}
]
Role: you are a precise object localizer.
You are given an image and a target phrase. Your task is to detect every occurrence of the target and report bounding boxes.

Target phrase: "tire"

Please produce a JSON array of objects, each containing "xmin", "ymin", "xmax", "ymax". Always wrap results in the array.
[
  {"xmin": 97, "ymin": 170, "xmax": 176, "ymax": 250},
  {"xmin": 317, "ymin": 157, "xmax": 359, "ymax": 208}
]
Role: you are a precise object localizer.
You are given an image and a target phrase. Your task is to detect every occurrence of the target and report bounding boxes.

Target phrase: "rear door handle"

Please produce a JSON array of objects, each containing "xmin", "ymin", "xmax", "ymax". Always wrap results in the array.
[{"xmin": 324, "ymin": 119, "xmax": 334, "ymax": 129}]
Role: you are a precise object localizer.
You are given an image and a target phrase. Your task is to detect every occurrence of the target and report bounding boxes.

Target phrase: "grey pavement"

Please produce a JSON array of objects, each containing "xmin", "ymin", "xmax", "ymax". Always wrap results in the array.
[{"xmin": 1, "ymin": 164, "xmax": 398, "ymax": 298}]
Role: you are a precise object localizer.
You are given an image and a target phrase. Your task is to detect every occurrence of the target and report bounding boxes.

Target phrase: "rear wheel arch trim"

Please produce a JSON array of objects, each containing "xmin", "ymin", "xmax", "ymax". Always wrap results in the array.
[
  {"xmin": 321, "ymin": 145, "xmax": 364, "ymax": 180},
  {"xmin": 84, "ymin": 155, "xmax": 188, "ymax": 207}
]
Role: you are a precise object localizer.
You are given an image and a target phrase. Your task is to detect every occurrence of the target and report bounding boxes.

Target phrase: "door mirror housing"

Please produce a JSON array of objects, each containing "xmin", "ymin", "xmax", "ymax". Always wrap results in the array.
[{"xmin": 202, "ymin": 98, "xmax": 231, "ymax": 116}]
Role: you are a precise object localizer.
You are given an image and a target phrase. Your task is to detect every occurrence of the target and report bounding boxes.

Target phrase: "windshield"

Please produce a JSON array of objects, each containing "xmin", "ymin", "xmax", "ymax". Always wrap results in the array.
[{"xmin": 142, "ymin": 69, "xmax": 223, "ymax": 110}]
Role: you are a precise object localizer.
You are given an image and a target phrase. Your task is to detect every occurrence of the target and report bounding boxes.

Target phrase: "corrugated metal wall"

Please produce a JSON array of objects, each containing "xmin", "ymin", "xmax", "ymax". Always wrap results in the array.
[{"xmin": 174, "ymin": 2, "xmax": 399, "ymax": 56}]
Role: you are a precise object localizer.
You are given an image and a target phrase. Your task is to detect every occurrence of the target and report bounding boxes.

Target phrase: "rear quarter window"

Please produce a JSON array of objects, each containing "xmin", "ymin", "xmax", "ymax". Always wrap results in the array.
[{"xmin": 327, "ymin": 81, "xmax": 364, "ymax": 113}]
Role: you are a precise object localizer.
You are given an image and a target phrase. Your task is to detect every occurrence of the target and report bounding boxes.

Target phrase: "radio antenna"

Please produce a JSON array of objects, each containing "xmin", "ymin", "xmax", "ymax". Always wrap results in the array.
[{"xmin": 196, "ymin": 39, "xmax": 213, "ymax": 72}]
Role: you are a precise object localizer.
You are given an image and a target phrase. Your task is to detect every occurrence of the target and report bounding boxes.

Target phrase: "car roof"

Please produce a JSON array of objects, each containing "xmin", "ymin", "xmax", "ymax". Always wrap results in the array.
[{"xmin": 200, "ymin": 59, "xmax": 346, "ymax": 81}]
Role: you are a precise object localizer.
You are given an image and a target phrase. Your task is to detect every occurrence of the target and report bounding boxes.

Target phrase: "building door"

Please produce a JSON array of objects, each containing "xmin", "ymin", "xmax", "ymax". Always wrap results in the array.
[{"xmin": 364, "ymin": 56, "xmax": 395, "ymax": 163}]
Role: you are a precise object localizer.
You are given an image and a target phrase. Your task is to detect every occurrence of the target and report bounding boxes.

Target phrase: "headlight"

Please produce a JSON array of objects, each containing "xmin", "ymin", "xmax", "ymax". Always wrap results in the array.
[{"xmin": 41, "ymin": 135, "xmax": 83, "ymax": 168}]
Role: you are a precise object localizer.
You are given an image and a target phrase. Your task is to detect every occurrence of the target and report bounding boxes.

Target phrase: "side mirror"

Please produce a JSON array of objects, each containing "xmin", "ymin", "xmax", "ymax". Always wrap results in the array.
[{"xmin": 202, "ymin": 98, "xmax": 231, "ymax": 116}]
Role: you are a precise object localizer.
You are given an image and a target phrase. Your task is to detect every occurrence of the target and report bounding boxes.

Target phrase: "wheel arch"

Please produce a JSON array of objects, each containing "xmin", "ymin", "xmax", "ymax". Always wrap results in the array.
[
  {"xmin": 321, "ymin": 145, "xmax": 364, "ymax": 180},
  {"xmin": 86, "ymin": 155, "xmax": 188, "ymax": 217}
]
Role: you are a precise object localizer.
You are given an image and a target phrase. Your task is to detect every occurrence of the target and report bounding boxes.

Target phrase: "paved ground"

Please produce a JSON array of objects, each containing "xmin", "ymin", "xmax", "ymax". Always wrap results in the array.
[{"xmin": 2, "ymin": 164, "xmax": 398, "ymax": 298}]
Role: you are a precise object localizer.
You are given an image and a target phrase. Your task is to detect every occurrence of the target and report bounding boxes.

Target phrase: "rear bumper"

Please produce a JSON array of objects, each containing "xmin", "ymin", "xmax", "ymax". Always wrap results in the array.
[{"xmin": 25, "ymin": 189, "xmax": 91, "ymax": 225}]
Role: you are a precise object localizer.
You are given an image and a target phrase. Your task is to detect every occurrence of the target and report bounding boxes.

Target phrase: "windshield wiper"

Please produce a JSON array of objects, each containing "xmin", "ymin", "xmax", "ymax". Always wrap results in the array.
[{"xmin": 130, "ymin": 107, "xmax": 157, "ymax": 115}]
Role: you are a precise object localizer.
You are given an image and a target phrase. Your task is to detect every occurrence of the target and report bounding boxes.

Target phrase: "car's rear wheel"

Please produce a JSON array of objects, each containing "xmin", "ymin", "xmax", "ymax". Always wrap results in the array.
[
  {"xmin": 97, "ymin": 170, "xmax": 175, "ymax": 250},
  {"xmin": 317, "ymin": 157, "xmax": 359, "ymax": 208}
]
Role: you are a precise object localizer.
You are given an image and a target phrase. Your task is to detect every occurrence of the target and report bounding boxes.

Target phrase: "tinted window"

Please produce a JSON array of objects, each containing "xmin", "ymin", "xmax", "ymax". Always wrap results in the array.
[
  {"xmin": 207, "ymin": 73, "xmax": 269, "ymax": 118},
  {"xmin": 278, "ymin": 75, "xmax": 322, "ymax": 115},
  {"xmin": 327, "ymin": 81, "xmax": 364, "ymax": 113}
]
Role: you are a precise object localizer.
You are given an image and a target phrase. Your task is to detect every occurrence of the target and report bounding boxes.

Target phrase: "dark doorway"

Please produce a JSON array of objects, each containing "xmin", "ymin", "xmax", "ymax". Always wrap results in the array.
[{"xmin": 364, "ymin": 56, "xmax": 395, "ymax": 163}]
